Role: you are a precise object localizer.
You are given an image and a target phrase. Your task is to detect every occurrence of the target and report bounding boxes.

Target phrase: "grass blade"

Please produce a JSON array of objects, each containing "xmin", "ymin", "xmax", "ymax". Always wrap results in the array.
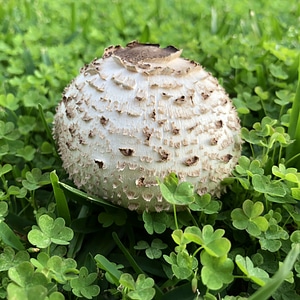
[
  {"xmin": 0, "ymin": 222, "xmax": 24, "ymax": 251},
  {"xmin": 286, "ymin": 57, "xmax": 300, "ymax": 169},
  {"xmin": 58, "ymin": 181, "xmax": 117, "ymax": 208},
  {"xmin": 249, "ymin": 243, "xmax": 300, "ymax": 300},
  {"xmin": 38, "ymin": 103, "xmax": 59, "ymax": 157},
  {"xmin": 94, "ymin": 254, "xmax": 122, "ymax": 286},
  {"xmin": 50, "ymin": 171, "xmax": 71, "ymax": 226}
]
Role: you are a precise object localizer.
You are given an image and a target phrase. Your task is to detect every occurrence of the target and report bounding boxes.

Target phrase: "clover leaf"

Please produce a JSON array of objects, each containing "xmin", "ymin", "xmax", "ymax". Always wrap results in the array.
[
  {"xmin": 70, "ymin": 267, "xmax": 100, "ymax": 299},
  {"xmin": 231, "ymin": 200, "xmax": 269, "ymax": 237},
  {"xmin": 98, "ymin": 209, "xmax": 127, "ymax": 227},
  {"xmin": 30, "ymin": 252, "xmax": 49, "ymax": 272},
  {"xmin": 31, "ymin": 253, "xmax": 78, "ymax": 284},
  {"xmin": 272, "ymin": 164, "xmax": 298, "ymax": 180},
  {"xmin": 17, "ymin": 115, "xmax": 36, "ymax": 135},
  {"xmin": 290, "ymin": 230, "xmax": 300, "ymax": 244},
  {"xmin": 200, "ymin": 251, "xmax": 234, "ymax": 290},
  {"xmin": 142, "ymin": 211, "xmax": 167, "ymax": 235},
  {"xmin": 232, "ymin": 156, "xmax": 264, "ymax": 190},
  {"xmin": 7, "ymin": 185, "xmax": 27, "ymax": 199},
  {"xmin": 258, "ymin": 218, "xmax": 289, "ymax": 252},
  {"xmin": 48, "ymin": 292, "xmax": 65, "ymax": 300},
  {"xmin": 28, "ymin": 214, "xmax": 74, "ymax": 248},
  {"xmin": 269, "ymin": 63, "xmax": 288, "ymax": 80},
  {"xmin": 16, "ymin": 145, "xmax": 35, "ymax": 161},
  {"xmin": 272, "ymin": 282, "xmax": 300, "ymax": 300},
  {"xmin": 134, "ymin": 239, "xmax": 168, "ymax": 259},
  {"xmin": 120, "ymin": 273, "xmax": 135, "ymax": 291},
  {"xmin": 7, "ymin": 261, "xmax": 49, "ymax": 300},
  {"xmin": 158, "ymin": 173, "xmax": 194, "ymax": 205},
  {"xmin": 48, "ymin": 256, "xmax": 78, "ymax": 283},
  {"xmin": 22, "ymin": 168, "xmax": 50, "ymax": 191},
  {"xmin": 0, "ymin": 93, "xmax": 19, "ymax": 111},
  {"xmin": 0, "ymin": 121, "xmax": 20, "ymax": 141},
  {"xmin": 252, "ymin": 174, "xmax": 286, "ymax": 197},
  {"xmin": 0, "ymin": 163, "xmax": 12, "ymax": 177},
  {"xmin": 291, "ymin": 188, "xmax": 300, "ymax": 200},
  {"xmin": 184, "ymin": 225, "xmax": 231, "ymax": 257},
  {"xmin": 235, "ymin": 157, "xmax": 264, "ymax": 177},
  {"xmin": 171, "ymin": 229, "xmax": 190, "ymax": 252},
  {"xmin": 0, "ymin": 201, "xmax": 8, "ymax": 221},
  {"xmin": 241, "ymin": 127, "xmax": 262, "ymax": 145},
  {"xmin": 0, "ymin": 247, "xmax": 30, "ymax": 272},
  {"xmin": 164, "ymin": 250, "xmax": 198, "ymax": 280},
  {"xmin": 120, "ymin": 273, "xmax": 155, "ymax": 300},
  {"xmin": 188, "ymin": 193, "xmax": 221, "ymax": 214},
  {"xmin": 235, "ymin": 255, "xmax": 269, "ymax": 286}
]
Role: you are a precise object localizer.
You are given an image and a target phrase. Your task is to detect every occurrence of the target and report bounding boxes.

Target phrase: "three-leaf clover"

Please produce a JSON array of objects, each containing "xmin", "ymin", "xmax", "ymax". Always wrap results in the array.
[
  {"xmin": 231, "ymin": 200, "xmax": 269, "ymax": 236},
  {"xmin": 70, "ymin": 267, "xmax": 100, "ymax": 299},
  {"xmin": 258, "ymin": 215, "xmax": 289, "ymax": 252},
  {"xmin": 7, "ymin": 261, "xmax": 49, "ymax": 300},
  {"xmin": 134, "ymin": 239, "xmax": 168, "ymax": 259},
  {"xmin": 252, "ymin": 174, "xmax": 286, "ymax": 197},
  {"xmin": 28, "ymin": 214, "xmax": 74, "ymax": 248},
  {"xmin": 164, "ymin": 250, "xmax": 198, "ymax": 280},
  {"xmin": 119, "ymin": 273, "xmax": 155, "ymax": 300},
  {"xmin": 22, "ymin": 168, "xmax": 50, "ymax": 191},
  {"xmin": 184, "ymin": 225, "xmax": 231, "ymax": 257},
  {"xmin": 232, "ymin": 156, "xmax": 264, "ymax": 189},
  {"xmin": 0, "ymin": 93, "xmax": 19, "ymax": 111},
  {"xmin": 188, "ymin": 193, "xmax": 221, "ymax": 214},
  {"xmin": 31, "ymin": 252, "xmax": 79, "ymax": 284},
  {"xmin": 98, "ymin": 209, "xmax": 127, "ymax": 227},
  {"xmin": 0, "ymin": 247, "xmax": 30, "ymax": 272},
  {"xmin": 158, "ymin": 173, "xmax": 195, "ymax": 206}
]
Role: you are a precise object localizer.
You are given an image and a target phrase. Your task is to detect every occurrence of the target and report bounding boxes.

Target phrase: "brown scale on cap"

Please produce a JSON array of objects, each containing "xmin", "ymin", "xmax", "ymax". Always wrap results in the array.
[
  {"xmin": 119, "ymin": 148, "xmax": 135, "ymax": 157},
  {"xmin": 105, "ymin": 41, "xmax": 179, "ymax": 64},
  {"xmin": 184, "ymin": 156, "xmax": 200, "ymax": 166}
]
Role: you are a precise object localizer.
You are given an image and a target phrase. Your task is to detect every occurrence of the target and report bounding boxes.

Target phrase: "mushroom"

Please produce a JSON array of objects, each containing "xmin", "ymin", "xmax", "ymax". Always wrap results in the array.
[{"xmin": 54, "ymin": 41, "xmax": 242, "ymax": 212}]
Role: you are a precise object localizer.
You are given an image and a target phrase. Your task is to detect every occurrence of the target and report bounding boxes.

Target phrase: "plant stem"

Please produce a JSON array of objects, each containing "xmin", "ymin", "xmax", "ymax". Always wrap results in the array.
[
  {"xmin": 285, "ymin": 152, "xmax": 300, "ymax": 166},
  {"xmin": 187, "ymin": 208, "xmax": 199, "ymax": 227},
  {"xmin": 112, "ymin": 232, "xmax": 164, "ymax": 297},
  {"xmin": 173, "ymin": 204, "xmax": 179, "ymax": 230}
]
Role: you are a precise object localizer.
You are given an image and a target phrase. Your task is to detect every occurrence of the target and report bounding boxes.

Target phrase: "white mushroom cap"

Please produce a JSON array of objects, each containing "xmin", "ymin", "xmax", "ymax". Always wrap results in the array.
[{"xmin": 54, "ymin": 41, "xmax": 242, "ymax": 212}]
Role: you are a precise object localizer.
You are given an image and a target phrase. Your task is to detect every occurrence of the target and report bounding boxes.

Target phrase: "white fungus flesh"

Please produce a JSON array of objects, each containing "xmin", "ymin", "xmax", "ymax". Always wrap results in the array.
[{"xmin": 54, "ymin": 41, "xmax": 242, "ymax": 212}]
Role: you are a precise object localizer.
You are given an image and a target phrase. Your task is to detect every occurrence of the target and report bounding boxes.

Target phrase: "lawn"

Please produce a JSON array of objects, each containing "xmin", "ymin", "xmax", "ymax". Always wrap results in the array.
[{"xmin": 1, "ymin": 0, "xmax": 300, "ymax": 299}]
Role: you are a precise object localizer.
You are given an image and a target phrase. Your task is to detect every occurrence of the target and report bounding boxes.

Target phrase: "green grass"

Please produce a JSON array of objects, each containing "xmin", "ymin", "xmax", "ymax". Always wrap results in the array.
[{"xmin": 1, "ymin": 0, "xmax": 300, "ymax": 299}]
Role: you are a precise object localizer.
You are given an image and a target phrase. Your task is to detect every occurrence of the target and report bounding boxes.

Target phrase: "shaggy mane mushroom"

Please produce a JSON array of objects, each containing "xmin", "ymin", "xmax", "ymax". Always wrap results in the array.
[{"xmin": 54, "ymin": 41, "xmax": 242, "ymax": 212}]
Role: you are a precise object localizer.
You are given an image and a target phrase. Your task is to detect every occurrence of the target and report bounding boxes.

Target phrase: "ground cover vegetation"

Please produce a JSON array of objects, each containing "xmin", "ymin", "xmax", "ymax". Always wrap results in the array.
[{"xmin": 1, "ymin": 0, "xmax": 300, "ymax": 299}]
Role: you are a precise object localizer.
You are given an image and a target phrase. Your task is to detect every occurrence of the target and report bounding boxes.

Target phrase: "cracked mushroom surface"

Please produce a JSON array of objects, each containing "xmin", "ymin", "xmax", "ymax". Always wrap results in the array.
[{"xmin": 54, "ymin": 41, "xmax": 242, "ymax": 212}]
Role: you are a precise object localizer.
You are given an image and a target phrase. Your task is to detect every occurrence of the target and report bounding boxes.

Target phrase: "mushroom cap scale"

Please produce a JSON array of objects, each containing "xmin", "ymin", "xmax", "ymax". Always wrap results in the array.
[{"xmin": 54, "ymin": 41, "xmax": 242, "ymax": 212}]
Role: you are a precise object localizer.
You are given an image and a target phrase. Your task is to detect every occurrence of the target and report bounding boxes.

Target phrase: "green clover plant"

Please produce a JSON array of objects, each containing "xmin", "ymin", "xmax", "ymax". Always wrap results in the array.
[
  {"xmin": 27, "ymin": 215, "xmax": 73, "ymax": 250},
  {"xmin": 1, "ymin": 1, "xmax": 300, "ymax": 299},
  {"xmin": 231, "ymin": 200, "xmax": 269, "ymax": 237}
]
